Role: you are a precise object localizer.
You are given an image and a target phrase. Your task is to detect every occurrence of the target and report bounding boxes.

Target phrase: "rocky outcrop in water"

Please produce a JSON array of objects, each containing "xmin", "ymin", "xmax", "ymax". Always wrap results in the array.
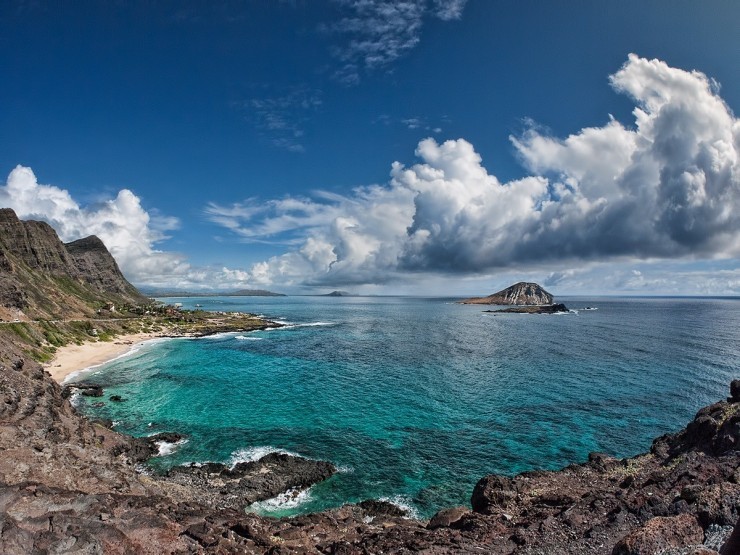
[
  {"xmin": 161, "ymin": 453, "xmax": 336, "ymax": 510},
  {"xmin": 0, "ymin": 208, "xmax": 148, "ymax": 319},
  {"xmin": 460, "ymin": 281, "xmax": 555, "ymax": 305},
  {"xmin": 486, "ymin": 302, "xmax": 570, "ymax": 314}
]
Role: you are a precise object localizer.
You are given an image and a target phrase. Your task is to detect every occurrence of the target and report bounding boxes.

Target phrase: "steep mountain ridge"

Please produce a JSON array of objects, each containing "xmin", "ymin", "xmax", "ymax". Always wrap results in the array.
[
  {"xmin": 65, "ymin": 235, "xmax": 144, "ymax": 300},
  {"xmin": 460, "ymin": 281, "xmax": 555, "ymax": 305},
  {"xmin": 0, "ymin": 208, "xmax": 148, "ymax": 319}
]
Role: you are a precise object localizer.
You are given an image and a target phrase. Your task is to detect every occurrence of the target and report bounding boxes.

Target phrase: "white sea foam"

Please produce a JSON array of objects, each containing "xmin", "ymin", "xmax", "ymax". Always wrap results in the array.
[
  {"xmin": 155, "ymin": 438, "xmax": 189, "ymax": 457},
  {"xmin": 134, "ymin": 463, "xmax": 152, "ymax": 476},
  {"xmin": 69, "ymin": 390, "xmax": 82, "ymax": 407},
  {"xmin": 228, "ymin": 445, "xmax": 299, "ymax": 467},
  {"xmin": 198, "ymin": 332, "xmax": 237, "ymax": 340},
  {"xmin": 270, "ymin": 321, "xmax": 336, "ymax": 330},
  {"xmin": 248, "ymin": 487, "xmax": 314, "ymax": 512},
  {"xmin": 234, "ymin": 335, "xmax": 263, "ymax": 341},
  {"xmin": 378, "ymin": 495, "xmax": 421, "ymax": 520},
  {"xmin": 336, "ymin": 464, "xmax": 354, "ymax": 474}
]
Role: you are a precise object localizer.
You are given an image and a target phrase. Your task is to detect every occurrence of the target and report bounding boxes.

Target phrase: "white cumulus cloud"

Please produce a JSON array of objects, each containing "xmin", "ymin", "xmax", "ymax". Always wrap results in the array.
[{"xmin": 208, "ymin": 55, "xmax": 740, "ymax": 287}]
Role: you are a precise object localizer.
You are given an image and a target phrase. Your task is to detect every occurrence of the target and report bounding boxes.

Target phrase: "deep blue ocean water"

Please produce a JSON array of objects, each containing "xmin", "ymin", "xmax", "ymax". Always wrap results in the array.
[{"xmin": 70, "ymin": 296, "xmax": 740, "ymax": 518}]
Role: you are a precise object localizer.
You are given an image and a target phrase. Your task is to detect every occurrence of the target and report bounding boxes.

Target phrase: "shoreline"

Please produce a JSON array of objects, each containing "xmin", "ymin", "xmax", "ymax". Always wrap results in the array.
[
  {"xmin": 41, "ymin": 314, "xmax": 280, "ymax": 384},
  {"xmin": 44, "ymin": 331, "xmax": 169, "ymax": 383}
]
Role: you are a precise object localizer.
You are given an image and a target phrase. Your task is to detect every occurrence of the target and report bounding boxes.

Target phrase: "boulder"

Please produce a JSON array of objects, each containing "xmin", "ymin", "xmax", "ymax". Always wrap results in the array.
[
  {"xmin": 428, "ymin": 506, "xmax": 470, "ymax": 529},
  {"xmin": 730, "ymin": 380, "xmax": 740, "ymax": 402},
  {"xmin": 471, "ymin": 475, "xmax": 517, "ymax": 514},
  {"xmin": 358, "ymin": 500, "xmax": 407, "ymax": 518}
]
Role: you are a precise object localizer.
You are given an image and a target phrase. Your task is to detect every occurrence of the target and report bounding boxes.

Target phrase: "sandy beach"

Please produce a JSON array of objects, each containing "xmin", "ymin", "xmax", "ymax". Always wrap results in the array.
[{"xmin": 45, "ymin": 332, "xmax": 165, "ymax": 383}]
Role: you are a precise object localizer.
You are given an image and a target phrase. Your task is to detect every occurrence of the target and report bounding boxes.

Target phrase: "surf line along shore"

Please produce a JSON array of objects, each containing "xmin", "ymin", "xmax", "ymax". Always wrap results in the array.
[
  {"xmin": 44, "ymin": 331, "xmax": 166, "ymax": 383},
  {"xmin": 43, "ymin": 313, "xmax": 283, "ymax": 384}
]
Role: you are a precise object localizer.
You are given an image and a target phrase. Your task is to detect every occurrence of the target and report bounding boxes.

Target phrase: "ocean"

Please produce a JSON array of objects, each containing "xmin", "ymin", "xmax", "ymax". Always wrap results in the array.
[{"xmin": 70, "ymin": 296, "xmax": 740, "ymax": 518}]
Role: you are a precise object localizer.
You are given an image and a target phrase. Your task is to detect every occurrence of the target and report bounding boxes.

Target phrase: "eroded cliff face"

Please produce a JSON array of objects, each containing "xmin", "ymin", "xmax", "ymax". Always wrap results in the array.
[
  {"xmin": 0, "ymin": 208, "xmax": 148, "ymax": 319},
  {"xmin": 0, "ymin": 328, "xmax": 737, "ymax": 554},
  {"xmin": 64, "ymin": 235, "xmax": 144, "ymax": 301}
]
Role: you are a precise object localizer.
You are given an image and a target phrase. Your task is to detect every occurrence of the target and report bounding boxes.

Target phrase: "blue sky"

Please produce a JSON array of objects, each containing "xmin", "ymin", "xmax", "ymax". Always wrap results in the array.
[{"xmin": 1, "ymin": 0, "xmax": 739, "ymax": 295}]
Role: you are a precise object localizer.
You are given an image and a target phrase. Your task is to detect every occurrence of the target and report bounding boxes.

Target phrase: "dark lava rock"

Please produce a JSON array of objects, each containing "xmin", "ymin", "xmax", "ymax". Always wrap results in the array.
[
  {"xmin": 730, "ymin": 380, "xmax": 740, "ymax": 402},
  {"xmin": 428, "ymin": 506, "xmax": 470, "ymax": 529},
  {"xmin": 148, "ymin": 432, "xmax": 184, "ymax": 444},
  {"xmin": 163, "ymin": 452, "xmax": 336, "ymax": 510},
  {"xmin": 720, "ymin": 517, "xmax": 740, "ymax": 554},
  {"xmin": 589, "ymin": 451, "xmax": 619, "ymax": 471},
  {"xmin": 471, "ymin": 474, "xmax": 517, "ymax": 513},
  {"xmin": 611, "ymin": 514, "xmax": 703, "ymax": 555},
  {"xmin": 109, "ymin": 395, "xmax": 124, "ymax": 402},
  {"xmin": 75, "ymin": 384, "xmax": 104, "ymax": 397},
  {"xmin": 124, "ymin": 431, "xmax": 185, "ymax": 462},
  {"xmin": 358, "ymin": 499, "xmax": 408, "ymax": 518},
  {"xmin": 485, "ymin": 303, "xmax": 570, "ymax": 314},
  {"xmin": 652, "ymin": 389, "xmax": 740, "ymax": 458}
]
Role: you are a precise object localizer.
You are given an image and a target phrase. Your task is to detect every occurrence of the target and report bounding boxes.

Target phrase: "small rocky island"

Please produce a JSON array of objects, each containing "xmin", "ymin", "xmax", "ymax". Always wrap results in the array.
[{"xmin": 461, "ymin": 281, "xmax": 570, "ymax": 314}]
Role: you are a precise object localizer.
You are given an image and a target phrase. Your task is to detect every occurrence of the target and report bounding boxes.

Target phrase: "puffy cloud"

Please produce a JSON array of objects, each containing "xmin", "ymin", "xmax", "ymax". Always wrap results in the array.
[
  {"xmin": 0, "ymin": 166, "xmax": 280, "ymax": 291},
  {"xmin": 207, "ymin": 180, "xmax": 417, "ymax": 286},
  {"xmin": 211, "ymin": 55, "xmax": 740, "ymax": 287},
  {"xmin": 0, "ymin": 166, "xmax": 195, "ymax": 285}
]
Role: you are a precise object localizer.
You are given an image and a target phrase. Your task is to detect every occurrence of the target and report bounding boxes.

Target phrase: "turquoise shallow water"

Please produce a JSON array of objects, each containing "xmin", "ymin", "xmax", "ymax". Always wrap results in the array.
[{"xmin": 71, "ymin": 296, "xmax": 740, "ymax": 518}]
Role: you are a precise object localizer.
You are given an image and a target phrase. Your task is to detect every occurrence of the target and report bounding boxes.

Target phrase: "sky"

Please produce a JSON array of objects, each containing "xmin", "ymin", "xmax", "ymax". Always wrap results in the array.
[{"xmin": 1, "ymin": 0, "xmax": 739, "ymax": 296}]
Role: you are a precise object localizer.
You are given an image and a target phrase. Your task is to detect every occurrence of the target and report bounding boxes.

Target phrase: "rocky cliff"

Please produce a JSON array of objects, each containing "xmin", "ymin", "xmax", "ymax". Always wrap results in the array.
[
  {"xmin": 0, "ymin": 208, "xmax": 148, "ymax": 319},
  {"xmin": 460, "ymin": 281, "xmax": 555, "ymax": 305},
  {"xmin": 0, "ymin": 324, "xmax": 737, "ymax": 553}
]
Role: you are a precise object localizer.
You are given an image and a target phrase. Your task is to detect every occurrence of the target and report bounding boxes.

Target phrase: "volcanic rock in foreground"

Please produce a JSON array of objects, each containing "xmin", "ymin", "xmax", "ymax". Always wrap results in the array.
[{"xmin": 460, "ymin": 281, "xmax": 555, "ymax": 305}]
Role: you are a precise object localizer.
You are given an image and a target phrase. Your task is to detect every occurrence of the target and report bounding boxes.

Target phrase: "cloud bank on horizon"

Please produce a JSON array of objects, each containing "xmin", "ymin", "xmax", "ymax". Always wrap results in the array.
[{"xmin": 1, "ymin": 55, "xmax": 739, "ymax": 293}]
